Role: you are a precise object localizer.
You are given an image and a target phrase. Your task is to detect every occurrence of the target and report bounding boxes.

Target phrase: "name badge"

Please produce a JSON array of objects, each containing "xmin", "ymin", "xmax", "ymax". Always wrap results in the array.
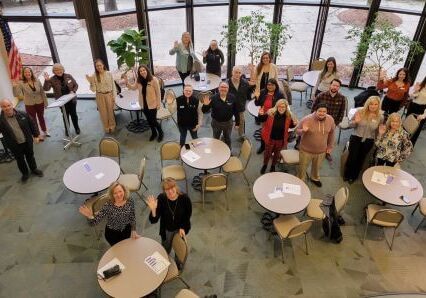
[
  {"xmin": 67, "ymin": 80, "xmax": 72, "ymax": 83},
  {"xmin": 179, "ymin": 105, "xmax": 185, "ymax": 108}
]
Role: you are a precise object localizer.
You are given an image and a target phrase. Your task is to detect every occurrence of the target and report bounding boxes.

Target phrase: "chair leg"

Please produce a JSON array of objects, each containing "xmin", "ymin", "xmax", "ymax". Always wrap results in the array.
[
  {"xmin": 142, "ymin": 182, "xmax": 148, "ymax": 191},
  {"xmin": 337, "ymin": 128, "xmax": 342, "ymax": 145},
  {"xmin": 362, "ymin": 221, "xmax": 369, "ymax": 245},
  {"xmin": 415, "ymin": 218, "xmax": 425, "ymax": 233},
  {"xmin": 280, "ymin": 238, "xmax": 285, "ymax": 263},
  {"xmin": 178, "ymin": 276, "xmax": 190, "ymax": 289},
  {"xmin": 185, "ymin": 178, "xmax": 188, "ymax": 193},
  {"xmin": 242, "ymin": 172, "xmax": 250, "ymax": 186},
  {"xmin": 389, "ymin": 227, "xmax": 397, "ymax": 251},
  {"xmin": 304, "ymin": 233, "xmax": 309, "ymax": 255},
  {"xmin": 299, "ymin": 92, "xmax": 303, "ymax": 106},
  {"xmin": 202, "ymin": 190, "xmax": 205, "ymax": 209},
  {"xmin": 411, "ymin": 203, "xmax": 419, "ymax": 215},
  {"xmin": 224, "ymin": 190, "xmax": 229, "ymax": 211}
]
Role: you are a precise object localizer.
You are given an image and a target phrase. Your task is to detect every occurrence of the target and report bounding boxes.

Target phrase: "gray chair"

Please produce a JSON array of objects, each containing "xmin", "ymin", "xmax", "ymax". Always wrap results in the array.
[{"xmin": 118, "ymin": 157, "xmax": 148, "ymax": 201}]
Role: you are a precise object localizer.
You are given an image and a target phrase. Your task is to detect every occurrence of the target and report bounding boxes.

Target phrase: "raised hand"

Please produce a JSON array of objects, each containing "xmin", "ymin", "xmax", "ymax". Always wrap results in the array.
[
  {"xmin": 353, "ymin": 112, "xmax": 362, "ymax": 123},
  {"xmin": 202, "ymin": 96, "xmax": 211, "ymax": 105},
  {"xmin": 43, "ymin": 72, "xmax": 50, "ymax": 81},
  {"xmin": 379, "ymin": 69, "xmax": 387, "ymax": 81},
  {"xmin": 414, "ymin": 82, "xmax": 421, "ymax": 92},
  {"xmin": 174, "ymin": 40, "xmax": 179, "ymax": 48},
  {"xmin": 147, "ymin": 195, "xmax": 158, "ymax": 212},
  {"xmin": 85, "ymin": 74, "xmax": 92, "ymax": 83},
  {"xmin": 378, "ymin": 124, "xmax": 386, "ymax": 135},
  {"xmin": 79, "ymin": 205, "xmax": 93, "ymax": 218},
  {"xmin": 302, "ymin": 123, "xmax": 309, "ymax": 132},
  {"xmin": 202, "ymin": 50, "xmax": 207, "ymax": 58},
  {"xmin": 11, "ymin": 80, "xmax": 19, "ymax": 87}
]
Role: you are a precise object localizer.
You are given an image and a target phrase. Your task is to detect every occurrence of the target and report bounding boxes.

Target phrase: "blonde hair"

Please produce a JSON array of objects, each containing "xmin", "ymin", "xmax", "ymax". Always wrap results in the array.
[
  {"xmin": 52, "ymin": 63, "xmax": 64, "ymax": 72},
  {"xmin": 162, "ymin": 178, "xmax": 181, "ymax": 194},
  {"xmin": 181, "ymin": 32, "xmax": 192, "ymax": 47},
  {"xmin": 267, "ymin": 99, "xmax": 292, "ymax": 119},
  {"xmin": 108, "ymin": 182, "xmax": 130, "ymax": 203},
  {"xmin": 359, "ymin": 96, "xmax": 381, "ymax": 121},
  {"xmin": 386, "ymin": 112, "xmax": 402, "ymax": 129}
]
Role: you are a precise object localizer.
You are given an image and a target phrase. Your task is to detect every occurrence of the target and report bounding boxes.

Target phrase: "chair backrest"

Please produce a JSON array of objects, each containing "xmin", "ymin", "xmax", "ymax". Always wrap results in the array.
[
  {"xmin": 175, "ymin": 289, "xmax": 200, "ymax": 298},
  {"xmin": 372, "ymin": 209, "xmax": 404, "ymax": 227},
  {"xmin": 203, "ymin": 173, "xmax": 227, "ymax": 192},
  {"xmin": 99, "ymin": 137, "xmax": 121, "ymax": 164},
  {"xmin": 311, "ymin": 58, "xmax": 326, "ymax": 71},
  {"xmin": 288, "ymin": 219, "xmax": 314, "ymax": 239},
  {"xmin": 92, "ymin": 193, "xmax": 110, "ymax": 214},
  {"xmin": 335, "ymin": 187, "xmax": 349, "ymax": 214},
  {"xmin": 164, "ymin": 89, "xmax": 176, "ymax": 106},
  {"xmin": 286, "ymin": 68, "xmax": 294, "ymax": 82},
  {"xmin": 403, "ymin": 114, "xmax": 419, "ymax": 136},
  {"xmin": 239, "ymin": 137, "xmax": 252, "ymax": 170},
  {"xmin": 160, "ymin": 141, "xmax": 181, "ymax": 162},
  {"xmin": 172, "ymin": 233, "xmax": 189, "ymax": 270}
]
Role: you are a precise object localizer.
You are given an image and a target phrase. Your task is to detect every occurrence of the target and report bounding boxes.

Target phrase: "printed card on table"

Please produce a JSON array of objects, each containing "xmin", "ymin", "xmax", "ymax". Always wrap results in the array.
[
  {"xmin": 282, "ymin": 183, "xmax": 301, "ymax": 195},
  {"xmin": 371, "ymin": 171, "xmax": 387, "ymax": 185},
  {"xmin": 144, "ymin": 251, "xmax": 170, "ymax": 275},
  {"xmin": 182, "ymin": 150, "xmax": 201, "ymax": 163}
]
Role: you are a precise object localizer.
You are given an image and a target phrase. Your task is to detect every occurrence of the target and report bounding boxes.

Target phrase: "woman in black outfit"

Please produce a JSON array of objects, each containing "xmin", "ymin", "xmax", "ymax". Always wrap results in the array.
[
  {"xmin": 147, "ymin": 178, "xmax": 192, "ymax": 253},
  {"xmin": 43, "ymin": 63, "xmax": 80, "ymax": 136},
  {"xmin": 79, "ymin": 182, "xmax": 140, "ymax": 246},
  {"xmin": 202, "ymin": 40, "xmax": 225, "ymax": 77}
]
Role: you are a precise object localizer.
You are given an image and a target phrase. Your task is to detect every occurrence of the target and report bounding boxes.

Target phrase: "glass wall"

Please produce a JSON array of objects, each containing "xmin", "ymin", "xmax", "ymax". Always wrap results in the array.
[
  {"xmin": 2, "ymin": 0, "xmax": 40, "ymax": 15},
  {"xmin": 416, "ymin": 56, "xmax": 426, "ymax": 84},
  {"xmin": 97, "ymin": 0, "xmax": 135, "ymax": 13}
]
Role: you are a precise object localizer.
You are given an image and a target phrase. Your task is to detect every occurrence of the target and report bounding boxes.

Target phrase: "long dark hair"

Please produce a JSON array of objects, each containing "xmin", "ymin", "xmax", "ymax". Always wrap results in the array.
[
  {"xmin": 137, "ymin": 65, "xmax": 153, "ymax": 83},
  {"xmin": 392, "ymin": 67, "xmax": 411, "ymax": 84},
  {"xmin": 320, "ymin": 57, "xmax": 337, "ymax": 79},
  {"xmin": 22, "ymin": 67, "xmax": 36, "ymax": 83},
  {"xmin": 256, "ymin": 51, "xmax": 273, "ymax": 76},
  {"xmin": 266, "ymin": 78, "xmax": 279, "ymax": 94},
  {"xmin": 94, "ymin": 59, "xmax": 107, "ymax": 83},
  {"xmin": 419, "ymin": 76, "xmax": 426, "ymax": 90}
]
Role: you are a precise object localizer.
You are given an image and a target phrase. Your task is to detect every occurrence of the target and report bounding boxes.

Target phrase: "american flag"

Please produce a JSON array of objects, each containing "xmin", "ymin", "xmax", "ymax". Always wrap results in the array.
[{"xmin": 0, "ymin": 16, "xmax": 22, "ymax": 81}]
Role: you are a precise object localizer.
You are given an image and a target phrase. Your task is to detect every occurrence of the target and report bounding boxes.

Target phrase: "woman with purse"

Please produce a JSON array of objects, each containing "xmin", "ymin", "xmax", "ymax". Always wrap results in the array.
[
  {"xmin": 13, "ymin": 66, "xmax": 49, "ymax": 140},
  {"xmin": 375, "ymin": 112, "xmax": 413, "ymax": 166},
  {"xmin": 86, "ymin": 59, "xmax": 116, "ymax": 133},
  {"xmin": 343, "ymin": 96, "xmax": 383, "ymax": 183},
  {"xmin": 169, "ymin": 32, "xmax": 200, "ymax": 85},
  {"xmin": 259, "ymin": 99, "xmax": 297, "ymax": 174},
  {"xmin": 43, "ymin": 63, "xmax": 80, "ymax": 136},
  {"xmin": 407, "ymin": 76, "xmax": 426, "ymax": 146},
  {"xmin": 147, "ymin": 178, "xmax": 192, "ymax": 253},
  {"xmin": 79, "ymin": 182, "xmax": 140, "ymax": 246},
  {"xmin": 124, "ymin": 65, "xmax": 163, "ymax": 142}
]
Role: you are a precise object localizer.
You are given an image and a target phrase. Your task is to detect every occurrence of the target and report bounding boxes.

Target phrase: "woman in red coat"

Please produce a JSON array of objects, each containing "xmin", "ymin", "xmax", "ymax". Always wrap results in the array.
[{"xmin": 259, "ymin": 99, "xmax": 297, "ymax": 174}]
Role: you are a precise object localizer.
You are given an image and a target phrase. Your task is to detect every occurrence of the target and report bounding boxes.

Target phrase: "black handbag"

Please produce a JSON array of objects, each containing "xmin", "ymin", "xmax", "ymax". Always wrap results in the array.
[{"xmin": 102, "ymin": 264, "xmax": 121, "ymax": 280}]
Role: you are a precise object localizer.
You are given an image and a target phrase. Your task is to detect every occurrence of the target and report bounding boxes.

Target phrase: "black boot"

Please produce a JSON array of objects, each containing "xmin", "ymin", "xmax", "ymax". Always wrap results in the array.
[
  {"xmin": 260, "ymin": 164, "xmax": 267, "ymax": 174},
  {"xmin": 149, "ymin": 129, "xmax": 157, "ymax": 141},
  {"xmin": 257, "ymin": 140, "xmax": 265, "ymax": 154},
  {"xmin": 270, "ymin": 165, "xmax": 275, "ymax": 172},
  {"xmin": 157, "ymin": 128, "xmax": 164, "ymax": 142}
]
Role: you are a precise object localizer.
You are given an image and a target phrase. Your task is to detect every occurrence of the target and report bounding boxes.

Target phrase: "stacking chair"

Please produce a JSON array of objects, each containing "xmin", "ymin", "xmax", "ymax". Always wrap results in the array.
[
  {"xmin": 99, "ymin": 137, "xmax": 123, "ymax": 172},
  {"xmin": 311, "ymin": 58, "xmax": 326, "ymax": 71},
  {"xmin": 161, "ymin": 234, "xmax": 190, "ymax": 290},
  {"xmin": 363, "ymin": 204, "xmax": 404, "ymax": 250},
  {"xmin": 117, "ymin": 157, "xmax": 148, "ymax": 201},
  {"xmin": 402, "ymin": 114, "xmax": 420, "ymax": 137},
  {"xmin": 337, "ymin": 97, "xmax": 350, "ymax": 144},
  {"xmin": 201, "ymin": 173, "xmax": 229, "ymax": 210},
  {"xmin": 83, "ymin": 193, "xmax": 109, "ymax": 246},
  {"xmin": 280, "ymin": 149, "xmax": 300, "ymax": 173},
  {"xmin": 158, "ymin": 89, "xmax": 178, "ymax": 126},
  {"xmin": 273, "ymin": 215, "xmax": 314, "ymax": 263},
  {"xmin": 306, "ymin": 187, "xmax": 349, "ymax": 220},
  {"xmin": 411, "ymin": 197, "xmax": 426, "ymax": 232},
  {"xmin": 160, "ymin": 141, "xmax": 188, "ymax": 192},
  {"xmin": 222, "ymin": 137, "xmax": 252, "ymax": 186},
  {"xmin": 286, "ymin": 68, "xmax": 308, "ymax": 106},
  {"xmin": 176, "ymin": 289, "xmax": 200, "ymax": 298}
]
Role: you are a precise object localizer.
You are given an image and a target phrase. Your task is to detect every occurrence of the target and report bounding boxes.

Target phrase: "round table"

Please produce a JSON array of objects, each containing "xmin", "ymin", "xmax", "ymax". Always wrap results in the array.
[
  {"xmin": 115, "ymin": 89, "xmax": 150, "ymax": 133},
  {"xmin": 362, "ymin": 166, "xmax": 423, "ymax": 206},
  {"xmin": 180, "ymin": 137, "xmax": 231, "ymax": 190},
  {"xmin": 302, "ymin": 70, "xmax": 321, "ymax": 87},
  {"xmin": 184, "ymin": 73, "xmax": 221, "ymax": 91},
  {"xmin": 97, "ymin": 237, "xmax": 169, "ymax": 298},
  {"xmin": 253, "ymin": 172, "xmax": 311, "ymax": 214},
  {"xmin": 63, "ymin": 156, "xmax": 120, "ymax": 194}
]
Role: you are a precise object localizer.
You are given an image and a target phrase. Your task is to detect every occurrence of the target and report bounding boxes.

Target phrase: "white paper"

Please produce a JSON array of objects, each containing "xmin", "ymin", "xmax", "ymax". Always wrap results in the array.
[
  {"xmin": 268, "ymin": 192, "xmax": 284, "ymax": 200},
  {"xmin": 97, "ymin": 257, "xmax": 125, "ymax": 279},
  {"xmin": 400, "ymin": 180, "xmax": 411, "ymax": 187},
  {"xmin": 95, "ymin": 172, "xmax": 105, "ymax": 179},
  {"xmin": 182, "ymin": 150, "xmax": 201, "ymax": 163},
  {"xmin": 282, "ymin": 183, "xmax": 301, "ymax": 195},
  {"xmin": 144, "ymin": 251, "xmax": 170, "ymax": 275},
  {"xmin": 371, "ymin": 171, "xmax": 387, "ymax": 185},
  {"xmin": 204, "ymin": 148, "xmax": 212, "ymax": 154},
  {"xmin": 401, "ymin": 195, "xmax": 411, "ymax": 204}
]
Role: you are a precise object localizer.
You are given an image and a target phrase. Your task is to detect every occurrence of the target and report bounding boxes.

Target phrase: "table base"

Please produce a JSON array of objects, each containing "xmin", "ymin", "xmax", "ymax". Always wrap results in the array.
[
  {"xmin": 126, "ymin": 119, "xmax": 150, "ymax": 133},
  {"xmin": 253, "ymin": 128, "xmax": 261, "ymax": 141},
  {"xmin": 261, "ymin": 212, "xmax": 278, "ymax": 235},
  {"xmin": 305, "ymin": 99, "xmax": 313, "ymax": 109},
  {"xmin": 63, "ymin": 135, "xmax": 82, "ymax": 150},
  {"xmin": 0, "ymin": 148, "xmax": 14, "ymax": 163},
  {"xmin": 191, "ymin": 171, "xmax": 209, "ymax": 191}
]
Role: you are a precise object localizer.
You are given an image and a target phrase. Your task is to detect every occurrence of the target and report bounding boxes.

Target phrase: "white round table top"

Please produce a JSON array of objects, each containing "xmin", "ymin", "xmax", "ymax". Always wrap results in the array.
[
  {"xmin": 184, "ymin": 72, "xmax": 221, "ymax": 91},
  {"xmin": 302, "ymin": 70, "xmax": 321, "ymax": 87},
  {"xmin": 253, "ymin": 172, "xmax": 311, "ymax": 214},
  {"xmin": 63, "ymin": 156, "xmax": 120, "ymax": 194},
  {"xmin": 246, "ymin": 99, "xmax": 259, "ymax": 117},
  {"xmin": 180, "ymin": 137, "xmax": 231, "ymax": 170},
  {"xmin": 98, "ymin": 237, "xmax": 169, "ymax": 298},
  {"xmin": 362, "ymin": 166, "xmax": 423, "ymax": 206},
  {"xmin": 115, "ymin": 89, "xmax": 141, "ymax": 111}
]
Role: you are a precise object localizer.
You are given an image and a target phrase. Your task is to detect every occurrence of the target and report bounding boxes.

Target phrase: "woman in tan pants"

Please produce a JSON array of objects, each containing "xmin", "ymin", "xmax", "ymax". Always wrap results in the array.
[{"xmin": 86, "ymin": 59, "xmax": 116, "ymax": 133}]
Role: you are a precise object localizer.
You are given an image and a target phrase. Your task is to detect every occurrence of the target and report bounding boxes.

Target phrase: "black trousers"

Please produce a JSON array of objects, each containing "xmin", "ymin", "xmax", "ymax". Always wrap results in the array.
[
  {"xmin": 62, "ymin": 100, "xmax": 80, "ymax": 136},
  {"xmin": 11, "ymin": 142, "xmax": 37, "ymax": 176},
  {"xmin": 104, "ymin": 224, "xmax": 131, "ymax": 246},
  {"xmin": 376, "ymin": 158, "xmax": 396, "ymax": 167},
  {"xmin": 344, "ymin": 135, "xmax": 374, "ymax": 180},
  {"xmin": 178, "ymin": 125, "xmax": 198, "ymax": 146},
  {"xmin": 381, "ymin": 96, "xmax": 402, "ymax": 116},
  {"xmin": 143, "ymin": 108, "xmax": 162, "ymax": 136},
  {"xmin": 178, "ymin": 71, "xmax": 190, "ymax": 85},
  {"xmin": 407, "ymin": 102, "xmax": 426, "ymax": 146}
]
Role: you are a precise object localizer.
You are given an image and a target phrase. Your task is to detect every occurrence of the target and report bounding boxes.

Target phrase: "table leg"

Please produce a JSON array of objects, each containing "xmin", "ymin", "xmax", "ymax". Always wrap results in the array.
[
  {"xmin": 61, "ymin": 105, "xmax": 82, "ymax": 150},
  {"xmin": 126, "ymin": 111, "xmax": 150, "ymax": 133},
  {"xmin": 253, "ymin": 128, "xmax": 262, "ymax": 141},
  {"xmin": 191, "ymin": 170, "xmax": 209, "ymax": 192}
]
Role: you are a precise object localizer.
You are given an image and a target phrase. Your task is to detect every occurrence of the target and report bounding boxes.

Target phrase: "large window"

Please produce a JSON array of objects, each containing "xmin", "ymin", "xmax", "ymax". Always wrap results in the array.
[
  {"xmin": 148, "ymin": 8, "xmax": 186, "ymax": 83},
  {"xmin": 194, "ymin": 6, "xmax": 229, "ymax": 78},
  {"xmin": 147, "ymin": 0, "xmax": 183, "ymax": 8},
  {"xmin": 416, "ymin": 56, "xmax": 426, "ymax": 84},
  {"xmin": 2, "ymin": 0, "xmax": 40, "ymax": 15},
  {"xmin": 380, "ymin": 0, "xmax": 425, "ymax": 12},
  {"xmin": 45, "ymin": 1, "xmax": 76, "ymax": 15},
  {"xmin": 97, "ymin": 0, "xmax": 135, "ymax": 13},
  {"xmin": 276, "ymin": 5, "xmax": 319, "ymax": 77}
]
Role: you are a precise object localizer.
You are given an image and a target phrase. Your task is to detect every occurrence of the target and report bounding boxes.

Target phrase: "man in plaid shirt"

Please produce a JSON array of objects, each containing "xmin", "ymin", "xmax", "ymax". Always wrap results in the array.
[{"xmin": 311, "ymin": 78, "xmax": 346, "ymax": 161}]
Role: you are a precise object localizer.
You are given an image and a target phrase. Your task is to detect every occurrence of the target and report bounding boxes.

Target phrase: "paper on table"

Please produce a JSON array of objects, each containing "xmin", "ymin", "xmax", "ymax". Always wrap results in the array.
[
  {"xmin": 400, "ymin": 180, "xmax": 411, "ymax": 187},
  {"xmin": 282, "ymin": 183, "xmax": 301, "ymax": 195},
  {"xmin": 182, "ymin": 150, "xmax": 201, "ymax": 162},
  {"xmin": 371, "ymin": 171, "xmax": 387, "ymax": 185},
  {"xmin": 204, "ymin": 148, "xmax": 212, "ymax": 154},
  {"xmin": 268, "ymin": 192, "xmax": 284, "ymax": 200},
  {"xmin": 144, "ymin": 251, "xmax": 170, "ymax": 275},
  {"xmin": 95, "ymin": 172, "xmax": 105, "ymax": 179},
  {"xmin": 97, "ymin": 257, "xmax": 125, "ymax": 279},
  {"xmin": 83, "ymin": 162, "xmax": 92, "ymax": 172}
]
